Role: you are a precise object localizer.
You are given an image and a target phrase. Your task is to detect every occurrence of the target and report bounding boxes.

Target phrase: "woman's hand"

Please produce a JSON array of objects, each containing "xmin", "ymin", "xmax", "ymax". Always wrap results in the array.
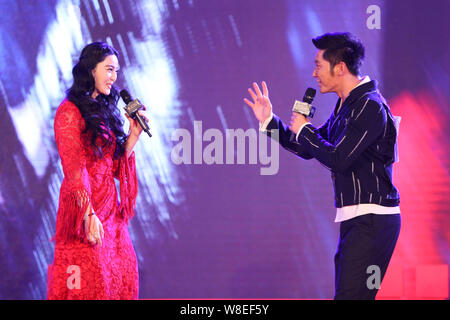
[
  {"xmin": 124, "ymin": 108, "xmax": 149, "ymax": 158},
  {"xmin": 125, "ymin": 108, "xmax": 149, "ymax": 139},
  {"xmin": 84, "ymin": 214, "xmax": 104, "ymax": 246}
]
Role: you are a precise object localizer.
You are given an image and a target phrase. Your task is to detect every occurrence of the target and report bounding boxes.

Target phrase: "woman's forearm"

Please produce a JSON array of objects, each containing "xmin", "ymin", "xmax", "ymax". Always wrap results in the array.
[{"xmin": 125, "ymin": 133, "xmax": 139, "ymax": 158}]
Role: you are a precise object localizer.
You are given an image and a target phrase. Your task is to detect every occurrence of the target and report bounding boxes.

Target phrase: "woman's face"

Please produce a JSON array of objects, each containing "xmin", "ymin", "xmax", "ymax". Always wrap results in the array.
[{"xmin": 91, "ymin": 54, "xmax": 119, "ymax": 98}]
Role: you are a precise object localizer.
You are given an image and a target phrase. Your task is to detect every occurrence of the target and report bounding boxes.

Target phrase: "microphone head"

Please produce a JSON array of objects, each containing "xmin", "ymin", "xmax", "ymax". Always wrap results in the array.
[
  {"xmin": 303, "ymin": 88, "xmax": 316, "ymax": 104},
  {"xmin": 120, "ymin": 89, "xmax": 133, "ymax": 104}
]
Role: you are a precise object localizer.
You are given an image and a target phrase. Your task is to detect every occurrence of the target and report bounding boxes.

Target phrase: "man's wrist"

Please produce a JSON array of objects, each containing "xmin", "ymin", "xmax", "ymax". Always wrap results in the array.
[
  {"xmin": 295, "ymin": 122, "xmax": 311, "ymax": 141},
  {"xmin": 259, "ymin": 113, "xmax": 274, "ymax": 132}
]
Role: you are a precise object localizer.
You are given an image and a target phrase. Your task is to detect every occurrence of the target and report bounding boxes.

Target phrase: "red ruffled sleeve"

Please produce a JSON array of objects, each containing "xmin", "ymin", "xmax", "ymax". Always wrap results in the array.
[
  {"xmin": 53, "ymin": 100, "xmax": 92, "ymax": 243},
  {"xmin": 116, "ymin": 151, "xmax": 138, "ymax": 222}
]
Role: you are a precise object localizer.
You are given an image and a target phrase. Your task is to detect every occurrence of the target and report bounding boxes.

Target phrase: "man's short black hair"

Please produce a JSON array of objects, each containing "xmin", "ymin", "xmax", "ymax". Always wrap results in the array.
[{"xmin": 312, "ymin": 32, "xmax": 365, "ymax": 76}]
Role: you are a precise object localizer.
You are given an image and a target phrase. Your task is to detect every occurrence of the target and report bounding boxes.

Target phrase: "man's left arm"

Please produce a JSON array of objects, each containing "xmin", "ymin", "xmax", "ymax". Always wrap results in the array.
[{"xmin": 290, "ymin": 99, "xmax": 386, "ymax": 172}]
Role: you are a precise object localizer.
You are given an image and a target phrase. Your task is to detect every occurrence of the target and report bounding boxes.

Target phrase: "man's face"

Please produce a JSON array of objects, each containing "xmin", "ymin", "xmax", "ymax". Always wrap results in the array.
[{"xmin": 312, "ymin": 50, "xmax": 339, "ymax": 94}]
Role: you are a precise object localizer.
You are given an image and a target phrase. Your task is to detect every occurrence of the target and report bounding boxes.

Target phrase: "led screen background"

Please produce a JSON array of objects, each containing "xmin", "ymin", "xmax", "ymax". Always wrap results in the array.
[{"xmin": 0, "ymin": 0, "xmax": 448, "ymax": 299}]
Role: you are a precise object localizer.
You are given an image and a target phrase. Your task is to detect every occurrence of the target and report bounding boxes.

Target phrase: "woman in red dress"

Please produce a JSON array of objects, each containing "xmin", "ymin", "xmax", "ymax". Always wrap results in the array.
[{"xmin": 47, "ymin": 42, "xmax": 147, "ymax": 299}]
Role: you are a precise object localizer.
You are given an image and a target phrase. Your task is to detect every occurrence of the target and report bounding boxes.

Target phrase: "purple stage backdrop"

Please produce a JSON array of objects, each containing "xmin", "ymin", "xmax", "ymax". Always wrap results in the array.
[{"xmin": 0, "ymin": 0, "xmax": 449, "ymax": 299}]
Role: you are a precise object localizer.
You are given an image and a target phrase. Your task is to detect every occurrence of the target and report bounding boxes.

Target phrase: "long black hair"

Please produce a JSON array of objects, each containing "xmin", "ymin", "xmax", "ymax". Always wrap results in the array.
[{"xmin": 67, "ymin": 42, "xmax": 127, "ymax": 159}]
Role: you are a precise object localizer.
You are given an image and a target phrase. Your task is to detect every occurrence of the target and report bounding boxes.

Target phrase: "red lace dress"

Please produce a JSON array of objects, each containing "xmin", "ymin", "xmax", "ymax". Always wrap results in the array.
[{"xmin": 47, "ymin": 99, "xmax": 139, "ymax": 299}]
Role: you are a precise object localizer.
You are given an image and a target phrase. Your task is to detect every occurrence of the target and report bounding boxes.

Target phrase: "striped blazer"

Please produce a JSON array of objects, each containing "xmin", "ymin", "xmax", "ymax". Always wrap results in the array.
[{"xmin": 266, "ymin": 80, "xmax": 400, "ymax": 208}]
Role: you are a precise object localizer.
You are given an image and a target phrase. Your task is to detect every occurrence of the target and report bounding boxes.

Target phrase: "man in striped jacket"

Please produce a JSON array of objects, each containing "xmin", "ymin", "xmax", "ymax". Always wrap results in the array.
[{"xmin": 244, "ymin": 32, "xmax": 401, "ymax": 300}]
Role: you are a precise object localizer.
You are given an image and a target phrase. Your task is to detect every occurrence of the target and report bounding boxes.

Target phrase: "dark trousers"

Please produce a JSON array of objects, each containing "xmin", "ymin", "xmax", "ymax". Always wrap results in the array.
[{"xmin": 334, "ymin": 213, "xmax": 401, "ymax": 300}]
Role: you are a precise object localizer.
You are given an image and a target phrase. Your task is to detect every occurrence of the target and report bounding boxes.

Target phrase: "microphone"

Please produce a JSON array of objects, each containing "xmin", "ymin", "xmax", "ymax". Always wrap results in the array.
[
  {"xmin": 290, "ymin": 88, "xmax": 316, "ymax": 143},
  {"xmin": 292, "ymin": 88, "xmax": 316, "ymax": 118},
  {"xmin": 120, "ymin": 89, "xmax": 152, "ymax": 138}
]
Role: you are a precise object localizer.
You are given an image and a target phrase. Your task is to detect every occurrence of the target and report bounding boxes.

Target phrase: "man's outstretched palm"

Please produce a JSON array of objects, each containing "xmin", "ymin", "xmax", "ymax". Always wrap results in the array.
[{"xmin": 244, "ymin": 81, "xmax": 272, "ymax": 123}]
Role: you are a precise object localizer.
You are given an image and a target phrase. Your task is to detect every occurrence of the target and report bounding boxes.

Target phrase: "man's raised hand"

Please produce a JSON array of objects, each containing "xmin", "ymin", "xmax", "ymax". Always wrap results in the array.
[{"xmin": 244, "ymin": 81, "xmax": 272, "ymax": 123}]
